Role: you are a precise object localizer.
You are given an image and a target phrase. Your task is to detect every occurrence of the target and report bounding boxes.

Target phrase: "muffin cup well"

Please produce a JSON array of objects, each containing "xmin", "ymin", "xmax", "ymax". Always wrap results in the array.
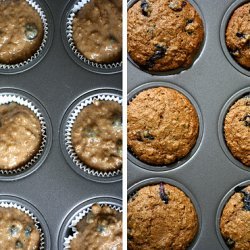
[
  {"xmin": 0, "ymin": 195, "xmax": 51, "ymax": 250},
  {"xmin": 216, "ymin": 180, "xmax": 250, "ymax": 250},
  {"xmin": 60, "ymin": 88, "xmax": 122, "ymax": 183},
  {"xmin": 127, "ymin": 82, "xmax": 203, "ymax": 172},
  {"xmin": 61, "ymin": 0, "xmax": 122, "ymax": 74},
  {"xmin": 0, "ymin": 89, "xmax": 52, "ymax": 181},
  {"xmin": 218, "ymin": 87, "xmax": 250, "ymax": 172},
  {"xmin": 58, "ymin": 197, "xmax": 122, "ymax": 250},
  {"xmin": 128, "ymin": 177, "xmax": 202, "ymax": 250},
  {"xmin": 220, "ymin": 0, "xmax": 250, "ymax": 77},
  {"xmin": 0, "ymin": 0, "xmax": 53, "ymax": 74}
]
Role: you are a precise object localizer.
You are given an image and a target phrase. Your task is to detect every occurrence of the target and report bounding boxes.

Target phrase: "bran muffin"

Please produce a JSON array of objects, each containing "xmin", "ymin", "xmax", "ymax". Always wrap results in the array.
[
  {"xmin": 0, "ymin": 0, "xmax": 44, "ymax": 64},
  {"xmin": 127, "ymin": 0, "xmax": 204, "ymax": 72},
  {"xmin": 0, "ymin": 207, "xmax": 40, "ymax": 249},
  {"xmin": 127, "ymin": 87, "xmax": 199, "ymax": 165},
  {"xmin": 71, "ymin": 100, "xmax": 122, "ymax": 172},
  {"xmin": 72, "ymin": 0, "xmax": 122, "ymax": 64},
  {"xmin": 0, "ymin": 103, "xmax": 42, "ymax": 170},
  {"xmin": 224, "ymin": 97, "xmax": 250, "ymax": 166},
  {"xmin": 226, "ymin": 3, "xmax": 250, "ymax": 69},
  {"xmin": 70, "ymin": 204, "xmax": 122, "ymax": 250},
  {"xmin": 220, "ymin": 185, "xmax": 250, "ymax": 250},
  {"xmin": 128, "ymin": 183, "xmax": 198, "ymax": 249}
]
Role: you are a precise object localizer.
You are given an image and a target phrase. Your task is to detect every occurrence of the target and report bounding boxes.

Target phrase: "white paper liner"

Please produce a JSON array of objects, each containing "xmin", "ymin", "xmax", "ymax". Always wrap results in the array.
[
  {"xmin": 0, "ymin": 201, "xmax": 45, "ymax": 249},
  {"xmin": 64, "ymin": 93, "xmax": 122, "ymax": 178},
  {"xmin": 0, "ymin": 93, "xmax": 47, "ymax": 175},
  {"xmin": 65, "ymin": 0, "xmax": 122, "ymax": 70},
  {"xmin": 0, "ymin": 0, "xmax": 49, "ymax": 70},
  {"xmin": 63, "ymin": 203, "xmax": 122, "ymax": 249}
]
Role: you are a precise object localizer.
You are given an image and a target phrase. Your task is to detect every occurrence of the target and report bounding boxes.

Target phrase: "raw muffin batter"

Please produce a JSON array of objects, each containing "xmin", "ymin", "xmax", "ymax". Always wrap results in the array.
[
  {"xmin": 70, "ymin": 204, "xmax": 122, "ymax": 250},
  {"xmin": 226, "ymin": 3, "xmax": 250, "ymax": 69},
  {"xmin": 220, "ymin": 185, "xmax": 250, "ymax": 250},
  {"xmin": 128, "ymin": 0, "xmax": 204, "ymax": 71},
  {"xmin": 72, "ymin": 0, "xmax": 122, "ymax": 64},
  {"xmin": 128, "ymin": 183, "xmax": 198, "ymax": 249},
  {"xmin": 128, "ymin": 87, "xmax": 199, "ymax": 165},
  {"xmin": 0, "ymin": 207, "xmax": 40, "ymax": 249},
  {"xmin": 224, "ymin": 97, "xmax": 250, "ymax": 166},
  {"xmin": 0, "ymin": 0, "xmax": 44, "ymax": 64},
  {"xmin": 72, "ymin": 100, "xmax": 122, "ymax": 172},
  {"xmin": 0, "ymin": 103, "xmax": 42, "ymax": 170}
]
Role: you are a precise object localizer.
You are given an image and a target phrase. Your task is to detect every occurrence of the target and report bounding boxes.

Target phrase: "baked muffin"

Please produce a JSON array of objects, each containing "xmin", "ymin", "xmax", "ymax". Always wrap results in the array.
[
  {"xmin": 72, "ymin": 0, "xmax": 122, "ymax": 64},
  {"xmin": 226, "ymin": 3, "xmax": 250, "ymax": 69},
  {"xmin": 220, "ymin": 185, "xmax": 250, "ymax": 250},
  {"xmin": 127, "ymin": 0, "xmax": 204, "ymax": 72},
  {"xmin": 0, "ymin": 0, "xmax": 44, "ymax": 64},
  {"xmin": 71, "ymin": 100, "xmax": 122, "ymax": 172},
  {"xmin": 0, "ymin": 103, "xmax": 42, "ymax": 170},
  {"xmin": 70, "ymin": 204, "xmax": 122, "ymax": 250},
  {"xmin": 0, "ymin": 207, "xmax": 40, "ymax": 249},
  {"xmin": 224, "ymin": 97, "xmax": 250, "ymax": 166},
  {"xmin": 128, "ymin": 87, "xmax": 199, "ymax": 165},
  {"xmin": 128, "ymin": 183, "xmax": 198, "ymax": 249}
]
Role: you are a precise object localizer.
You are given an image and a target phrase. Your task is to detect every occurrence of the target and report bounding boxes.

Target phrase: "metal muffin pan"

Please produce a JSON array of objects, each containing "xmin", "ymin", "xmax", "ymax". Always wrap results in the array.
[
  {"xmin": 0, "ymin": 0, "xmax": 122, "ymax": 249},
  {"xmin": 127, "ymin": 0, "xmax": 250, "ymax": 249}
]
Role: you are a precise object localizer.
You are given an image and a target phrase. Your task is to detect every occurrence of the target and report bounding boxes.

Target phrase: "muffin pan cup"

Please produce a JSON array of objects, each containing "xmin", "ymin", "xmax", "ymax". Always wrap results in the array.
[{"xmin": 61, "ymin": 0, "xmax": 122, "ymax": 74}]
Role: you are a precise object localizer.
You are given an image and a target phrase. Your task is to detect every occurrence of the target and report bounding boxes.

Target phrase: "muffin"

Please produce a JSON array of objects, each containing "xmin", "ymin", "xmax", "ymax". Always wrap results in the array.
[
  {"xmin": 0, "ymin": 103, "xmax": 42, "ymax": 170},
  {"xmin": 0, "ymin": 0, "xmax": 44, "ymax": 64},
  {"xmin": 70, "ymin": 204, "xmax": 122, "ymax": 250},
  {"xmin": 127, "ymin": 87, "xmax": 199, "ymax": 165},
  {"xmin": 128, "ymin": 183, "xmax": 198, "ymax": 249},
  {"xmin": 71, "ymin": 100, "xmax": 122, "ymax": 172},
  {"xmin": 72, "ymin": 0, "xmax": 122, "ymax": 64},
  {"xmin": 127, "ymin": 0, "xmax": 204, "ymax": 72},
  {"xmin": 224, "ymin": 97, "xmax": 250, "ymax": 166},
  {"xmin": 226, "ymin": 3, "xmax": 250, "ymax": 69},
  {"xmin": 0, "ymin": 207, "xmax": 40, "ymax": 249},
  {"xmin": 220, "ymin": 185, "xmax": 250, "ymax": 250}
]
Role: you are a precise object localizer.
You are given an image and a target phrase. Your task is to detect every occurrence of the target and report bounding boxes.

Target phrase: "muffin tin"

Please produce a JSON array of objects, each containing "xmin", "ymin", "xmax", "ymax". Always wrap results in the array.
[
  {"xmin": 127, "ymin": 0, "xmax": 250, "ymax": 249},
  {"xmin": 0, "ymin": 0, "xmax": 122, "ymax": 249}
]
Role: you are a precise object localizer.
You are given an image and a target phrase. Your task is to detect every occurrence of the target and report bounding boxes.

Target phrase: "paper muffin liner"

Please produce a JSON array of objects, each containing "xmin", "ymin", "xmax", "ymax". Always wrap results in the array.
[
  {"xmin": 64, "ymin": 93, "xmax": 122, "ymax": 178},
  {"xmin": 65, "ymin": 0, "xmax": 122, "ymax": 70},
  {"xmin": 63, "ymin": 202, "xmax": 122, "ymax": 249},
  {"xmin": 0, "ymin": 93, "xmax": 47, "ymax": 175},
  {"xmin": 0, "ymin": 0, "xmax": 49, "ymax": 70},
  {"xmin": 0, "ymin": 201, "xmax": 45, "ymax": 249}
]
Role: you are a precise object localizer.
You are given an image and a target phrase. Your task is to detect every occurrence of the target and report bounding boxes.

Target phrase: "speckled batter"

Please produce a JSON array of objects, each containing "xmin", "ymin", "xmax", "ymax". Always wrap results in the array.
[
  {"xmin": 0, "ymin": 207, "xmax": 40, "ymax": 250},
  {"xmin": 220, "ymin": 185, "xmax": 250, "ymax": 250},
  {"xmin": 128, "ymin": 183, "xmax": 198, "ymax": 249},
  {"xmin": 226, "ymin": 3, "xmax": 250, "ymax": 69},
  {"xmin": 72, "ymin": 0, "xmax": 122, "ymax": 64},
  {"xmin": 0, "ymin": 0, "xmax": 44, "ymax": 64},
  {"xmin": 128, "ymin": 87, "xmax": 199, "ymax": 165},
  {"xmin": 72, "ymin": 100, "xmax": 122, "ymax": 172},
  {"xmin": 0, "ymin": 103, "xmax": 42, "ymax": 170},
  {"xmin": 224, "ymin": 97, "xmax": 250, "ymax": 166},
  {"xmin": 128, "ymin": 0, "xmax": 204, "ymax": 71},
  {"xmin": 70, "ymin": 204, "xmax": 122, "ymax": 250}
]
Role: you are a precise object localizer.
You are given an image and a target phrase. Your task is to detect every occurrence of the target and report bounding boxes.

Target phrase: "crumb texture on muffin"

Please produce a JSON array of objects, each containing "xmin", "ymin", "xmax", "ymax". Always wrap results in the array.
[
  {"xmin": 127, "ymin": 87, "xmax": 199, "ymax": 165},
  {"xmin": 226, "ymin": 3, "xmax": 250, "ymax": 69},
  {"xmin": 127, "ymin": 0, "xmax": 204, "ymax": 71},
  {"xmin": 0, "ymin": 103, "xmax": 42, "ymax": 170},
  {"xmin": 128, "ymin": 183, "xmax": 198, "ymax": 250},
  {"xmin": 224, "ymin": 97, "xmax": 250, "ymax": 166},
  {"xmin": 0, "ymin": 0, "xmax": 44, "ymax": 64},
  {"xmin": 70, "ymin": 204, "xmax": 122, "ymax": 250},
  {"xmin": 72, "ymin": 100, "xmax": 122, "ymax": 172},
  {"xmin": 0, "ymin": 207, "xmax": 40, "ymax": 250},
  {"xmin": 72, "ymin": 0, "xmax": 122, "ymax": 64},
  {"xmin": 220, "ymin": 185, "xmax": 250, "ymax": 250}
]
